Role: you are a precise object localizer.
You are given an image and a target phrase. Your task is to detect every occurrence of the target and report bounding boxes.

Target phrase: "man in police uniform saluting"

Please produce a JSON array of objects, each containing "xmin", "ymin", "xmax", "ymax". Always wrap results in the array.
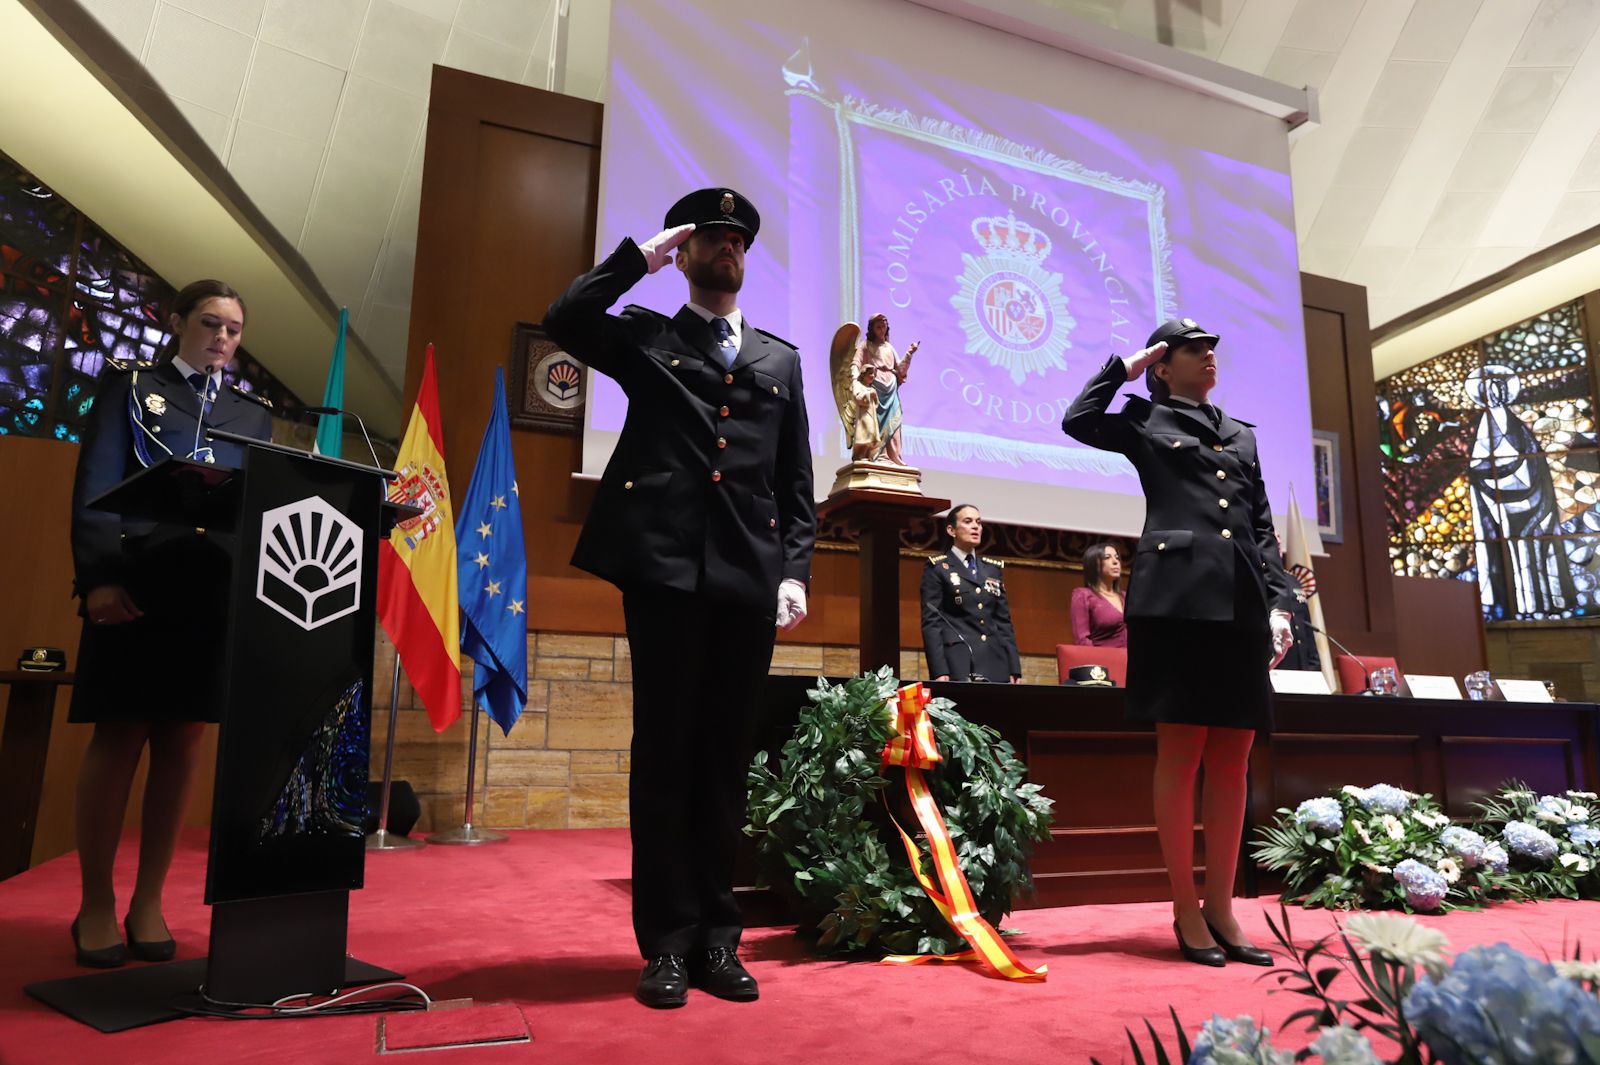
[
  {"xmin": 919, "ymin": 504, "xmax": 1022, "ymax": 683},
  {"xmin": 543, "ymin": 189, "xmax": 815, "ymax": 1009}
]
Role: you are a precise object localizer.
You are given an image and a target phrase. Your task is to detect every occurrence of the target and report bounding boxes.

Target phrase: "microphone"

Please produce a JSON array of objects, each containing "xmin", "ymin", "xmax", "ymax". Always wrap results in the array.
[
  {"xmin": 302, "ymin": 405, "xmax": 384, "ymax": 473},
  {"xmin": 1305, "ymin": 621, "xmax": 1372, "ymax": 695},
  {"xmin": 929, "ymin": 605, "xmax": 986, "ymax": 682}
]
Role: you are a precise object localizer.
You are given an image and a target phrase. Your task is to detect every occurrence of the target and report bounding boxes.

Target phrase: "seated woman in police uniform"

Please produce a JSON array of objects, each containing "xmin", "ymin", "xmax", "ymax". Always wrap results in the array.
[
  {"xmin": 66, "ymin": 279, "xmax": 272, "ymax": 967},
  {"xmin": 1063, "ymin": 318, "xmax": 1295, "ymax": 968}
]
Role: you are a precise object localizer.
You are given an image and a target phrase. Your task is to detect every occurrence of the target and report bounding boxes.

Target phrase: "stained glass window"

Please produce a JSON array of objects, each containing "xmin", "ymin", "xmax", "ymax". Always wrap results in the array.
[
  {"xmin": 0, "ymin": 147, "xmax": 301, "ymax": 443},
  {"xmin": 1380, "ymin": 301, "xmax": 1600, "ymax": 622}
]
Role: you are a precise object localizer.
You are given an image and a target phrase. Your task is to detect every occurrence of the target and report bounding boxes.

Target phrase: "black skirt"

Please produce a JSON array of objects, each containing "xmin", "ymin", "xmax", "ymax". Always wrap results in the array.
[
  {"xmin": 1125, "ymin": 563, "xmax": 1273, "ymax": 731},
  {"xmin": 69, "ymin": 532, "xmax": 232, "ymax": 724}
]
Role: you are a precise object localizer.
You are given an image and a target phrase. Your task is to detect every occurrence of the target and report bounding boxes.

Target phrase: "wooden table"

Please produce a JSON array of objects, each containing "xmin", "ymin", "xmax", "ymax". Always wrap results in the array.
[{"xmin": 0, "ymin": 670, "xmax": 73, "ymax": 879}]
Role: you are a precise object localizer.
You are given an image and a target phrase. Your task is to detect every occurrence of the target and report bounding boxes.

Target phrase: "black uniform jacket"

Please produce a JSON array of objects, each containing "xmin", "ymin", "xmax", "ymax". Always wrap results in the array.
[
  {"xmin": 919, "ymin": 551, "xmax": 1022, "ymax": 680},
  {"xmin": 543, "ymin": 239, "xmax": 816, "ymax": 613},
  {"xmin": 1062, "ymin": 355, "xmax": 1294, "ymax": 623},
  {"xmin": 71, "ymin": 360, "xmax": 273, "ymax": 596}
]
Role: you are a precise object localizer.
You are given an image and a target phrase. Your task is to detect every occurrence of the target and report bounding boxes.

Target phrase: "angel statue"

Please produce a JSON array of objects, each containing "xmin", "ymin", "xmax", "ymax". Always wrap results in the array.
[{"xmin": 829, "ymin": 313, "xmax": 919, "ymax": 464}]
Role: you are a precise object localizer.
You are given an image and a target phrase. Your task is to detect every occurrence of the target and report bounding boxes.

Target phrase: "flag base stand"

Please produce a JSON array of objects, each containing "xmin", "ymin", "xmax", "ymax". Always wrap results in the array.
[
  {"xmin": 365, "ymin": 828, "xmax": 427, "ymax": 851},
  {"xmin": 428, "ymin": 823, "xmax": 507, "ymax": 845}
]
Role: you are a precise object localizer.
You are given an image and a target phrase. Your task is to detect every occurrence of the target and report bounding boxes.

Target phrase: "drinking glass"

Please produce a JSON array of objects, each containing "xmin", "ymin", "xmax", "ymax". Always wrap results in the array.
[
  {"xmin": 1464, "ymin": 671, "xmax": 1494, "ymax": 701},
  {"xmin": 1369, "ymin": 667, "xmax": 1399, "ymax": 696}
]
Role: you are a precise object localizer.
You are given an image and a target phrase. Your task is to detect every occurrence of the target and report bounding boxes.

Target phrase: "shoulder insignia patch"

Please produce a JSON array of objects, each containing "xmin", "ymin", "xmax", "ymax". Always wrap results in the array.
[
  {"xmin": 982, "ymin": 556, "xmax": 1004, "ymax": 568},
  {"xmin": 231, "ymin": 384, "xmax": 272, "ymax": 409},
  {"xmin": 105, "ymin": 355, "xmax": 156, "ymax": 372},
  {"xmin": 927, "ymin": 554, "xmax": 947, "ymax": 564}
]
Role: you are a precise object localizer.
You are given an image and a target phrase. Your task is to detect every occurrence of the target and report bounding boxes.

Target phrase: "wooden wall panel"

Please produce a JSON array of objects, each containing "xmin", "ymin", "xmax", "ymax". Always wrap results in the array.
[{"xmin": 1394, "ymin": 574, "xmax": 1488, "ymax": 679}]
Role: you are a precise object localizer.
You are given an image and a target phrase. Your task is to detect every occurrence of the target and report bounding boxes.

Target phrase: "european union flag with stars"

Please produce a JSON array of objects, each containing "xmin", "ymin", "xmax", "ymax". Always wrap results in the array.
[{"xmin": 455, "ymin": 368, "xmax": 528, "ymax": 734}]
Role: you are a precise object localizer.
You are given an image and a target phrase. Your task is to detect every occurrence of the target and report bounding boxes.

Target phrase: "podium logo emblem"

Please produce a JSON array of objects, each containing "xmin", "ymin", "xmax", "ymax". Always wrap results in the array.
[{"xmin": 257, "ymin": 496, "xmax": 364, "ymax": 631}]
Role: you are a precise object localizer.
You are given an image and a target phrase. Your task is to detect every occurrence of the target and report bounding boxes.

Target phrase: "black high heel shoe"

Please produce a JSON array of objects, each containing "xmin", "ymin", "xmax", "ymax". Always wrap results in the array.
[
  {"xmin": 1173, "ymin": 921, "xmax": 1226, "ymax": 967},
  {"xmin": 71, "ymin": 918, "xmax": 128, "ymax": 969},
  {"xmin": 1204, "ymin": 918, "xmax": 1273, "ymax": 967},
  {"xmin": 124, "ymin": 916, "xmax": 177, "ymax": 963}
]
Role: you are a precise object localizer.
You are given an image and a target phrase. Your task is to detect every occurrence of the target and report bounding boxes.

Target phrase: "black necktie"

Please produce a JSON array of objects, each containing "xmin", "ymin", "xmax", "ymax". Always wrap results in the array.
[
  {"xmin": 965, "ymin": 553, "xmax": 978, "ymax": 579},
  {"xmin": 1202, "ymin": 403, "xmax": 1220, "ymax": 428},
  {"xmin": 187, "ymin": 372, "xmax": 215, "ymax": 419}
]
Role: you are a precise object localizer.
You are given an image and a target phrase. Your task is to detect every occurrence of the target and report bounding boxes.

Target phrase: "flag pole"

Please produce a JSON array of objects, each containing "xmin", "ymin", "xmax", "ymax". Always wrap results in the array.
[
  {"xmin": 428, "ymin": 665, "xmax": 507, "ymax": 845},
  {"xmin": 365, "ymin": 652, "xmax": 426, "ymax": 851}
]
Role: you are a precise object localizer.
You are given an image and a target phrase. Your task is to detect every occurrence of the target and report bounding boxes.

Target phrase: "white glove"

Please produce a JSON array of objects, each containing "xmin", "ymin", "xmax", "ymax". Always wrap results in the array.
[
  {"xmin": 1269, "ymin": 610, "xmax": 1293, "ymax": 668},
  {"xmin": 776, "ymin": 578, "xmax": 808, "ymax": 631},
  {"xmin": 1121, "ymin": 340, "xmax": 1168, "ymax": 382},
  {"xmin": 638, "ymin": 224, "xmax": 696, "ymax": 274}
]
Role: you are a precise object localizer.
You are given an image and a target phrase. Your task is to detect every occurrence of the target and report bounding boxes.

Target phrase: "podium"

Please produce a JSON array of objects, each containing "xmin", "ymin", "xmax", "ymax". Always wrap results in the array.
[{"xmin": 28, "ymin": 439, "xmax": 413, "ymax": 1030}]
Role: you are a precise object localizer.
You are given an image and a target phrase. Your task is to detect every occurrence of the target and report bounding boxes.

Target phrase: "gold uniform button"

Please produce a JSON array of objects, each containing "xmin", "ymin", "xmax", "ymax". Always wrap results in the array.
[
  {"xmin": 1157, "ymin": 542, "xmax": 1167, "ymax": 551},
  {"xmin": 768, "ymin": 518, "xmax": 776, "ymax": 528},
  {"xmin": 980, "ymin": 634, "xmax": 988, "ymax": 641},
  {"xmin": 152, "ymin": 425, "xmax": 162, "ymax": 433},
  {"xmin": 711, "ymin": 471, "xmax": 721, "ymax": 482},
  {"xmin": 671, "ymin": 358, "xmax": 680, "ymax": 367},
  {"xmin": 978, "ymin": 603, "xmax": 984, "ymax": 610},
  {"xmin": 624, "ymin": 480, "xmax": 634, "ymax": 490},
  {"xmin": 1222, "ymin": 529, "xmax": 1233, "ymax": 539},
  {"xmin": 772, "ymin": 385, "xmax": 779, "ymax": 395},
  {"xmin": 1170, "ymin": 439, "xmax": 1182, "ymax": 449},
  {"xmin": 1216, "ymin": 470, "xmax": 1226, "ymax": 480},
  {"xmin": 1218, "ymin": 498, "xmax": 1229, "ymax": 509},
  {"xmin": 719, "ymin": 406, "xmax": 729, "ymax": 417},
  {"xmin": 1213, "ymin": 444, "xmax": 1224, "ymax": 452},
  {"xmin": 980, "ymin": 619, "xmax": 986, "ymax": 625},
  {"xmin": 717, "ymin": 437, "xmax": 727, "ymax": 448},
  {"xmin": 724, "ymin": 373, "xmax": 734, "ymax": 385}
]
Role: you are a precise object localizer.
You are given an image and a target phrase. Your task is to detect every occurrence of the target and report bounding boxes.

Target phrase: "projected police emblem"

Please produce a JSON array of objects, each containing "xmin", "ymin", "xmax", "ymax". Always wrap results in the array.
[
  {"xmin": 256, "ymin": 496, "xmax": 364, "ymax": 632},
  {"xmin": 950, "ymin": 211, "xmax": 1075, "ymax": 385}
]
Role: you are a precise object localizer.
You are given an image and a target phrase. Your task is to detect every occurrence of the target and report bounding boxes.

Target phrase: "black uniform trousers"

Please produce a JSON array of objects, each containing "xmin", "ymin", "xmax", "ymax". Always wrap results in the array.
[{"xmin": 622, "ymin": 586, "xmax": 777, "ymax": 959}]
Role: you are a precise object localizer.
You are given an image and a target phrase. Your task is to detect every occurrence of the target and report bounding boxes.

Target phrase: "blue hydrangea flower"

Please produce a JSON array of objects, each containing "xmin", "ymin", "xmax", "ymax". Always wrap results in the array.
[
  {"xmin": 1294, "ymin": 797, "xmax": 1343, "ymax": 835},
  {"xmin": 1503, "ymin": 821, "xmax": 1560, "ymax": 862},
  {"xmin": 1356, "ymin": 783, "xmax": 1411, "ymax": 814},
  {"xmin": 1569, "ymin": 824, "xmax": 1600, "ymax": 848},
  {"xmin": 1393, "ymin": 858, "xmax": 1448, "ymax": 911},
  {"xmin": 1404, "ymin": 943, "xmax": 1600, "ymax": 1065},
  {"xmin": 1308, "ymin": 1025, "xmax": 1382, "ymax": 1065},
  {"xmin": 1482, "ymin": 842, "xmax": 1510, "ymax": 873},
  {"xmin": 1188, "ymin": 1015, "xmax": 1293, "ymax": 1065},
  {"xmin": 1440, "ymin": 826, "xmax": 1488, "ymax": 868}
]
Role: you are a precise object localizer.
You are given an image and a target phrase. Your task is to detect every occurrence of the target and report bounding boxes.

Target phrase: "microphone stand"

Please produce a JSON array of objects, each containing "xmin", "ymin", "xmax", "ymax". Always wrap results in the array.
[
  {"xmin": 1306, "ymin": 622, "xmax": 1374, "ymax": 695},
  {"xmin": 930, "ymin": 605, "xmax": 986, "ymax": 683}
]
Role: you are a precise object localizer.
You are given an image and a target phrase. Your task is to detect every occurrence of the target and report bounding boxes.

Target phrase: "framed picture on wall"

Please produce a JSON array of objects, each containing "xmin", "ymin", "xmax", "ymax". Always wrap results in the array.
[
  {"xmin": 1311, "ymin": 429, "xmax": 1343, "ymax": 544},
  {"xmin": 510, "ymin": 322, "xmax": 585, "ymax": 434}
]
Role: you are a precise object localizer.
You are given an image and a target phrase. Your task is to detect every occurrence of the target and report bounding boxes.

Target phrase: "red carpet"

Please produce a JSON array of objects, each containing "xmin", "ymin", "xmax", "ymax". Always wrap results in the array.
[{"xmin": 1, "ymin": 829, "xmax": 1593, "ymax": 1063}]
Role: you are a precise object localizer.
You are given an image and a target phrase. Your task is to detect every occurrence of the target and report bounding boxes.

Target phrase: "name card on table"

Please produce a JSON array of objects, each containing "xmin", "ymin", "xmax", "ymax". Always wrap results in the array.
[
  {"xmin": 1496, "ymin": 679, "xmax": 1553, "ymax": 703},
  {"xmin": 1270, "ymin": 670, "xmax": 1332, "ymax": 695},
  {"xmin": 1404, "ymin": 675, "xmax": 1462, "ymax": 699}
]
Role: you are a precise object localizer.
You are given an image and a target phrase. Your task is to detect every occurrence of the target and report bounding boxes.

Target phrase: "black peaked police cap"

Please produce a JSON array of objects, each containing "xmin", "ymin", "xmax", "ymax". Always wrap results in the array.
[
  {"xmin": 664, "ymin": 188, "xmax": 761, "ymax": 247},
  {"xmin": 1145, "ymin": 317, "xmax": 1220, "ymax": 355}
]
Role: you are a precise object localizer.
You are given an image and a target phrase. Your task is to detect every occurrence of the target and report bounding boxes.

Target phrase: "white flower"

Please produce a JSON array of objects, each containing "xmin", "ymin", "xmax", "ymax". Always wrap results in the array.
[
  {"xmin": 1554, "ymin": 959, "xmax": 1600, "ymax": 982},
  {"xmin": 1354, "ymin": 821, "xmax": 1372, "ymax": 844},
  {"xmin": 1308, "ymin": 1025, "xmax": 1382, "ymax": 1065},
  {"xmin": 1567, "ymin": 791, "xmax": 1598, "ymax": 800},
  {"xmin": 1412, "ymin": 810, "xmax": 1450, "ymax": 829},
  {"xmin": 1558, "ymin": 853, "xmax": 1593, "ymax": 874},
  {"xmin": 1505, "ymin": 790, "xmax": 1536, "ymax": 799},
  {"xmin": 1363, "ymin": 862, "xmax": 1392, "ymax": 875},
  {"xmin": 1378, "ymin": 814, "xmax": 1406, "ymax": 841},
  {"xmin": 1343, "ymin": 912, "xmax": 1450, "ymax": 976},
  {"xmin": 1436, "ymin": 857, "xmax": 1461, "ymax": 883},
  {"xmin": 1342, "ymin": 785, "xmax": 1366, "ymax": 797}
]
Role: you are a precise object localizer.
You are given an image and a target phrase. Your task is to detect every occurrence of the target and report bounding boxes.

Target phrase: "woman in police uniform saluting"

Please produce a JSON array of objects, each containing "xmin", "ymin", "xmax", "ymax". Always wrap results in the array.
[
  {"xmin": 66, "ymin": 280, "xmax": 272, "ymax": 967},
  {"xmin": 1063, "ymin": 318, "xmax": 1294, "ymax": 968}
]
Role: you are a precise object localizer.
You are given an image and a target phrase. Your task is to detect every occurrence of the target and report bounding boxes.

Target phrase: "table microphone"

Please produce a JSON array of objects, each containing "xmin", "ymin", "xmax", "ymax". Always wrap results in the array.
[
  {"xmin": 302, "ymin": 405, "xmax": 385, "ymax": 472},
  {"xmin": 930, "ymin": 605, "xmax": 986, "ymax": 682},
  {"xmin": 1305, "ymin": 621, "xmax": 1371, "ymax": 695}
]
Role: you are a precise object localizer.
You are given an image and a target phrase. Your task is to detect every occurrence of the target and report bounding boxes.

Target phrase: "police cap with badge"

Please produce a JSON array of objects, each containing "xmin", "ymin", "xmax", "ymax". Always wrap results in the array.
[
  {"xmin": 663, "ymin": 187, "xmax": 761, "ymax": 246},
  {"xmin": 1064, "ymin": 664, "xmax": 1116, "ymax": 687},
  {"xmin": 1143, "ymin": 317, "xmax": 1220, "ymax": 391}
]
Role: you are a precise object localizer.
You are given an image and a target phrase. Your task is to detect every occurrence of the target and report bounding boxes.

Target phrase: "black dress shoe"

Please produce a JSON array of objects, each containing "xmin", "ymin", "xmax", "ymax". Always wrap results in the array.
[
  {"xmin": 124, "ymin": 916, "xmax": 177, "ymax": 963},
  {"xmin": 1205, "ymin": 919, "xmax": 1274, "ymax": 967},
  {"xmin": 690, "ymin": 947, "xmax": 759, "ymax": 1001},
  {"xmin": 636, "ymin": 954, "xmax": 689, "ymax": 1009},
  {"xmin": 71, "ymin": 918, "xmax": 128, "ymax": 969},
  {"xmin": 1173, "ymin": 921, "xmax": 1226, "ymax": 968}
]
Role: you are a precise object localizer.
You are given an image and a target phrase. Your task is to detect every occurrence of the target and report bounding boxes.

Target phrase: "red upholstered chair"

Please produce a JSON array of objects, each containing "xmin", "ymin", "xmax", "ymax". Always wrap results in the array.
[
  {"xmin": 1056, "ymin": 643, "xmax": 1128, "ymax": 687},
  {"xmin": 1334, "ymin": 654, "xmax": 1400, "ymax": 695}
]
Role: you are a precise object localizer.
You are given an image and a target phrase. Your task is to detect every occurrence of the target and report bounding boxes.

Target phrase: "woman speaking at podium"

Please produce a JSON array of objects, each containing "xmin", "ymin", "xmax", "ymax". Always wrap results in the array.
[
  {"xmin": 66, "ymin": 280, "xmax": 272, "ymax": 967},
  {"xmin": 1063, "ymin": 318, "xmax": 1294, "ymax": 968}
]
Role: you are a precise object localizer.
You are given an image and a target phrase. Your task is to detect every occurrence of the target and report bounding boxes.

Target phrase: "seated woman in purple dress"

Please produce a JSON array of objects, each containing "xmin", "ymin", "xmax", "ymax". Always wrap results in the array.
[{"xmin": 1070, "ymin": 543, "xmax": 1128, "ymax": 648}]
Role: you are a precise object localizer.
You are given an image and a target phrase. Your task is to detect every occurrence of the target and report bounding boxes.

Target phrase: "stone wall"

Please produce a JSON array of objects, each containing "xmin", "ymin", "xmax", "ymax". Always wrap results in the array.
[{"xmin": 372, "ymin": 630, "xmax": 1065, "ymax": 834}]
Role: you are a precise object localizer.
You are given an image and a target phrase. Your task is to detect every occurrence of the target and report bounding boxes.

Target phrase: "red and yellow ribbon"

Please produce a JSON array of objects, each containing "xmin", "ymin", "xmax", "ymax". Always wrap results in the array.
[{"xmin": 878, "ymin": 683, "xmax": 1046, "ymax": 982}]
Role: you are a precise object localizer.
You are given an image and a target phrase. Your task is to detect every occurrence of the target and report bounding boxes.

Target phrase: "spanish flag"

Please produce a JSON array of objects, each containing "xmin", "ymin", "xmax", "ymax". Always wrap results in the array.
[{"xmin": 377, "ymin": 345, "xmax": 462, "ymax": 731}]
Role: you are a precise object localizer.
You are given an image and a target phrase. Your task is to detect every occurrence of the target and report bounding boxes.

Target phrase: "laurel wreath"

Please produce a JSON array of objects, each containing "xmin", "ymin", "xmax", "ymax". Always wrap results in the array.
[{"xmin": 744, "ymin": 668, "xmax": 1055, "ymax": 955}]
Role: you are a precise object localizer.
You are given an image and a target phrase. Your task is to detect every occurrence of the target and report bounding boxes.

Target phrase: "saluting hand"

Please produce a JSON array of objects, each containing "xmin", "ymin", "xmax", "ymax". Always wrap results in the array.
[
  {"xmin": 1123, "ymin": 340, "xmax": 1168, "ymax": 382},
  {"xmin": 638, "ymin": 224, "xmax": 696, "ymax": 274}
]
